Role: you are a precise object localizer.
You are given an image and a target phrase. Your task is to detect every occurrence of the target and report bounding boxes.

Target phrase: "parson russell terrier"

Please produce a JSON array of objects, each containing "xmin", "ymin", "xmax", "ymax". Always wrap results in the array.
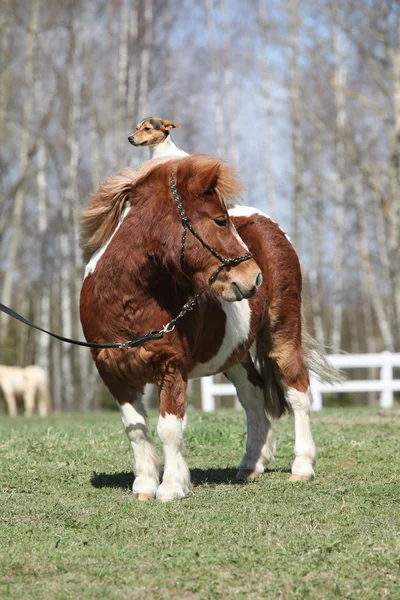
[{"xmin": 128, "ymin": 117, "xmax": 189, "ymax": 159}]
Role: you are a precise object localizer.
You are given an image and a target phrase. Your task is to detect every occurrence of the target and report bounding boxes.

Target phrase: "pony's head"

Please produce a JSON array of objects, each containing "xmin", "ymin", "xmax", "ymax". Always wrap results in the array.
[{"xmin": 169, "ymin": 154, "xmax": 262, "ymax": 301}]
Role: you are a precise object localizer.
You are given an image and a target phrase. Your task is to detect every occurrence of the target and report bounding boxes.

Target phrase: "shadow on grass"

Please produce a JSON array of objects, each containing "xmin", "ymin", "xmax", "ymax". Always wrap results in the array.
[{"xmin": 91, "ymin": 464, "xmax": 291, "ymax": 490}]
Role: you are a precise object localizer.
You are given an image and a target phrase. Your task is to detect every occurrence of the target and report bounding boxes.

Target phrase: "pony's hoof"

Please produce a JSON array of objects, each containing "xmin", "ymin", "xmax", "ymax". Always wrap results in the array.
[
  {"xmin": 236, "ymin": 469, "xmax": 260, "ymax": 480},
  {"xmin": 136, "ymin": 493, "xmax": 154, "ymax": 501},
  {"xmin": 156, "ymin": 484, "xmax": 190, "ymax": 502},
  {"xmin": 288, "ymin": 473, "xmax": 313, "ymax": 482}
]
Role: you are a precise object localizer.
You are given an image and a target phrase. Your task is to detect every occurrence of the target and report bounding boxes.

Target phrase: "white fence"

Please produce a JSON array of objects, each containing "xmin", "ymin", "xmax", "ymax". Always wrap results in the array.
[{"xmin": 200, "ymin": 352, "xmax": 400, "ymax": 412}]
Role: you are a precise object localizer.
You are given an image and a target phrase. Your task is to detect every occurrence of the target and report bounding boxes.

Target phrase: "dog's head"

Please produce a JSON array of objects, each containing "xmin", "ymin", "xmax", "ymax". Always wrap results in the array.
[{"xmin": 128, "ymin": 117, "xmax": 181, "ymax": 147}]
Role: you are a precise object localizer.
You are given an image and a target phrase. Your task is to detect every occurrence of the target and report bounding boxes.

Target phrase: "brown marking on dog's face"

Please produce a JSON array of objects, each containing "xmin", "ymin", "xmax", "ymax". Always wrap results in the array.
[{"xmin": 128, "ymin": 117, "xmax": 181, "ymax": 147}]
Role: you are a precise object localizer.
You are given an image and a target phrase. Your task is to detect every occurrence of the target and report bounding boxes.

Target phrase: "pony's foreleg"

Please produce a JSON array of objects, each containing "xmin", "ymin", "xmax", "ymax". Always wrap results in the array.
[
  {"xmin": 274, "ymin": 350, "xmax": 316, "ymax": 481},
  {"xmin": 156, "ymin": 366, "xmax": 191, "ymax": 502},
  {"xmin": 119, "ymin": 398, "xmax": 160, "ymax": 500},
  {"xmin": 225, "ymin": 358, "xmax": 275, "ymax": 479},
  {"xmin": 3, "ymin": 387, "xmax": 18, "ymax": 417}
]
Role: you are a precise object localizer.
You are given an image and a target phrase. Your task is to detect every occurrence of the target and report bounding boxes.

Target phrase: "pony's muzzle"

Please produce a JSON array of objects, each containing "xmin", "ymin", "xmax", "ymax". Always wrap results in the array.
[{"xmin": 230, "ymin": 269, "xmax": 263, "ymax": 301}]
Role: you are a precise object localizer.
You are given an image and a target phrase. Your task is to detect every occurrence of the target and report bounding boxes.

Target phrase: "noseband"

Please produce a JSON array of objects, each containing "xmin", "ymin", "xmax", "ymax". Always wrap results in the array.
[{"xmin": 169, "ymin": 177, "xmax": 253, "ymax": 284}]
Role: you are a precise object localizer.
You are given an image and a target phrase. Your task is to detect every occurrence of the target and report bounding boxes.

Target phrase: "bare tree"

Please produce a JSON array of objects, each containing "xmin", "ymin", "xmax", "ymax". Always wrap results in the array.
[
  {"xmin": 0, "ymin": 0, "xmax": 40, "ymax": 341},
  {"xmin": 206, "ymin": 0, "xmax": 225, "ymax": 157},
  {"xmin": 221, "ymin": 0, "xmax": 239, "ymax": 168},
  {"xmin": 258, "ymin": 0, "xmax": 276, "ymax": 218},
  {"xmin": 288, "ymin": 0, "xmax": 304, "ymax": 248},
  {"xmin": 137, "ymin": 0, "xmax": 153, "ymax": 118},
  {"xmin": 330, "ymin": 0, "xmax": 347, "ymax": 351}
]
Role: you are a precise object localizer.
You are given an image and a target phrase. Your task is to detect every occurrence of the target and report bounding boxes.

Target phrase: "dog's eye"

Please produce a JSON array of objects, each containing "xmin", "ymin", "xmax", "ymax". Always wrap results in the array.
[
  {"xmin": 144, "ymin": 127, "xmax": 151, "ymax": 131},
  {"xmin": 214, "ymin": 216, "xmax": 227, "ymax": 227}
]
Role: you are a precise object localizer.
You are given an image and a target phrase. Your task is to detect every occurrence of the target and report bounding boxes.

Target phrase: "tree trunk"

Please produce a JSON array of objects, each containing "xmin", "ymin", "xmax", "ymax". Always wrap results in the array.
[
  {"xmin": 0, "ymin": 0, "xmax": 40, "ymax": 341},
  {"xmin": 126, "ymin": 0, "xmax": 139, "ymax": 167},
  {"xmin": 388, "ymin": 8, "xmax": 400, "ymax": 347},
  {"xmin": 60, "ymin": 22, "xmax": 84, "ymax": 409},
  {"xmin": 221, "ymin": 0, "xmax": 239, "ymax": 169},
  {"xmin": 137, "ymin": 0, "xmax": 153, "ymax": 118},
  {"xmin": 118, "ymin": 0, "xmax": 130, "ymax": 166},
  {"xmin": 288, "ymin": 0, "xmax": 303, "ymax": 248},
  {"xmin": 35, "ymin": 51, "xmax": 51, "ymax": 377},
  {"xmin": 0, "ymin": 0, "xmax": 11, "ymax": 144},
  {"xmin": 258, "ymin": 0, "xmax": 276, "ymax": 218},
  {"xmin": 206, "ymin": 0, "xmax": 225, "ymax": 158},
  {"xmin": 355, "ymin": 177, "xmax": 394, "ymax": 350},
  {"xmin": 330, "ymin": 1, "xmax": 347, "ymax": 351}
]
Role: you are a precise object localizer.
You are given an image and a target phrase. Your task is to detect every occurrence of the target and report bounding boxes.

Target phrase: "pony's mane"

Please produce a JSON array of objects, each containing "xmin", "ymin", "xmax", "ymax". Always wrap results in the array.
[
  {"xmin": 80, "ymin": 154, "xmax": 242, "ymax": 263},
  {"xmin": 176, "ymin": 153, "xmax": 243, "ymax": 210},
  {"xmin": 80, "ymin": 157, "xmax": 172, "ymax": 262}
]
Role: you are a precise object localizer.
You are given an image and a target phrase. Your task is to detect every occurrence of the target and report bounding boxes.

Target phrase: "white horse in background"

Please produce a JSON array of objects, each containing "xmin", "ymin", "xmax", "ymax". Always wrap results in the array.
[{"xmin": 0, "ymin": 365, "xmax": 51, "ymax": 417}]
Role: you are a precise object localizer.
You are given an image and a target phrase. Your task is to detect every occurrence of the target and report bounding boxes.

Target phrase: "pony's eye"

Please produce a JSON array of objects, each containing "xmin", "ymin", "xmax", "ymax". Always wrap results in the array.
[{"xmin": 214, "ymin": 216, "xmax": 227, "ymax": 227}]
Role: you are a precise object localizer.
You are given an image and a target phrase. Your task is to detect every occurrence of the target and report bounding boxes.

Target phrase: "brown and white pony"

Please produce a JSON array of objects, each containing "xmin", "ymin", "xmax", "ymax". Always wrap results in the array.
[
  {"xmin": 80, "ymin": 154, "xmax": 328, "ymax": 502},
  {"xmin": 0, "ymin": 365, "xmax": 51, "ymax": 417}
]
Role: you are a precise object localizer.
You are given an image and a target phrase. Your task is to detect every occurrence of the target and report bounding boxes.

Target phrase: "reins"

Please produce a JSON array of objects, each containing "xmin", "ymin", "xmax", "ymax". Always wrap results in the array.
[{"xmin": 0, "ymin": 177, "xmax": 253, "ymax": 350}]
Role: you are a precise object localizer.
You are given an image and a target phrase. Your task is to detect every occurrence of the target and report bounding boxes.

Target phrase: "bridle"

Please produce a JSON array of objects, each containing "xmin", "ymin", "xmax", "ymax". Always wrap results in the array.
[
  {"xmin": 0, "ymin": 177, "xmax": 254, "ymax": 349},
  {"xmin": 169, "ymin": 176, "xmax": 253, "ymax": 283}
]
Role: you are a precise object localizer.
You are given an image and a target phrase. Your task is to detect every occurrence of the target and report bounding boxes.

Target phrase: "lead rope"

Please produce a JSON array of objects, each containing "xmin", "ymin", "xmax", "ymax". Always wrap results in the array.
[{"xmin": 0, "ymin": 178, "xmax": 253, "ymax": 350}]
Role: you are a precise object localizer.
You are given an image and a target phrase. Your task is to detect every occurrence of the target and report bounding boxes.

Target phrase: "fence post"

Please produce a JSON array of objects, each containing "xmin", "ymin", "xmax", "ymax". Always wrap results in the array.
[
  {"xmin": 200, "ymin": 376, "xmax": 216, "ymax": 412},
  {"xmin": 380, "ymin": 351, "xmax": 393, "ymax": 408},
  {"xmin": 310, "ymin": 374, "xmax": 323, "ymax": 411}
]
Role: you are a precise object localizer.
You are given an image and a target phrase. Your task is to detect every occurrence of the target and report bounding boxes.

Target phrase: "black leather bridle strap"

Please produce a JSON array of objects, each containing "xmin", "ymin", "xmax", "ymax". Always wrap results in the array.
[{"xmin": 169, "ymin": 176, "xmax": 253, "ymax": 272}]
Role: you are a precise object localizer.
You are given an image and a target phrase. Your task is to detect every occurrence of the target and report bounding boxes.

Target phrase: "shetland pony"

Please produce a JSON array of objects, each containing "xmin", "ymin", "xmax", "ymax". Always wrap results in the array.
[
  {"xmin": 0, "ymin": 365, "xmax": 51, "ymax": 417},
  {"xmin": 80, "ymin": 154, "xmax": 331, "ymax": 502}
]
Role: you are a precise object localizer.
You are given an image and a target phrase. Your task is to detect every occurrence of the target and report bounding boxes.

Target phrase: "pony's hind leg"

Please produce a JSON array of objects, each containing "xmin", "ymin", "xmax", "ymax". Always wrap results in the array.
[
  {"xmin": 24, "ymin": 387, "xmax": 36, "ymax": 417},
  {"xmin": 272, "ymin": 345, "xmax": 316, "ymax": 481},
  {"xmin": 156, "ymin": 364, "xmax": 191, "ymax": 502},
  {"xmin": 118, "ymin": 393, "xmax": 160, "ymax": 500},
  {"xmin": 225, "ymin": 357, "xmax": 275, "ymax": 480}
]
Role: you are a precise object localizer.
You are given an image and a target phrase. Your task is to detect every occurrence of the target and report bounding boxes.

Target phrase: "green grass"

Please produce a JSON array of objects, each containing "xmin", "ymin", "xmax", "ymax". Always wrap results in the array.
[{"xmin": 1, "ymin": 408, "xmax": 399, "ymax": 599}]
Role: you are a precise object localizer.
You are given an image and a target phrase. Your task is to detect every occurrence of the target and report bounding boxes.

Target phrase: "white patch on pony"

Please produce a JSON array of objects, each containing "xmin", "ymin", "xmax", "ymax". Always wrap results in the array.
[
  {"xmin": 230, "ymin": 222, "xmax": 250, "ymax": 251},
  {"xmin": 119, "ymin": 401, "xmax": 160, "ymax": 498},
  {"xmin": 225, "ymin": 363, "xmax": 275, "ymax": 475},
  {"xmin": 228, "ymin": 205, "xmax": 293, "ymax": 246},
  {"xmin": 189, "ymin": 299, "xmax": 251, "ymax": 378},
  {"xmin": 156, "ymin": 414, "xmax": 191, "ymax": 502},
  {"xmin": 284, "ymin": 387, "xmax": 316, "ymax": 479},
  {"xmin": 84, "ymin": 203, "xmax": 131, "ymax": 278}
]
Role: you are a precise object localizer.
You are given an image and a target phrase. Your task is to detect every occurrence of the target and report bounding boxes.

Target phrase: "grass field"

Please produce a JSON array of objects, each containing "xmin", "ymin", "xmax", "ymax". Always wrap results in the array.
[{"xmin": 1, "ymin": 407, "xmax": 399, "ymax": 599}]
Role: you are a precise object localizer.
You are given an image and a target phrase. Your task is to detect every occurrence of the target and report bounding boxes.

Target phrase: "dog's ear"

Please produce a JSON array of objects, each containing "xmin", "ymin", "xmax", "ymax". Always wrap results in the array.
[{"xmin": 162, "ymin": 119, "xmax": 181, "ymax": 130}]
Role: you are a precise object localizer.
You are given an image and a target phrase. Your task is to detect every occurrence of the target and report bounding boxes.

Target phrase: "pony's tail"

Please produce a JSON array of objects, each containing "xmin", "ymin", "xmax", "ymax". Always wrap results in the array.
[
  {"xmin": 301, "ymin": 326, "xmax": 343, "ymax": 385},
  {"xmin": 255, "ymin": 323, "xmax": 342, "ymax": 420},
  {"xmin": 255, "ymin": 335, "xmax": 288, "ymax": 420}
]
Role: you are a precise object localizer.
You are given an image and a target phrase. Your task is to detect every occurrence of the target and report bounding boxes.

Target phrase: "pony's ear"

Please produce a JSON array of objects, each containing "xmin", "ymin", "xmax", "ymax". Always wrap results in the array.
[{"xmin": 177, "ymin": 154, "xmax": 221, "ymax": 196}]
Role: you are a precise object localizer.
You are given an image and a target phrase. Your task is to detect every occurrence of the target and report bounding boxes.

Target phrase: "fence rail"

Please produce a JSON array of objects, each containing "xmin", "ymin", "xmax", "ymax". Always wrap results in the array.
[{"xmin": 199, "ymin": 352, "xmax": 400, "ymax": 412}]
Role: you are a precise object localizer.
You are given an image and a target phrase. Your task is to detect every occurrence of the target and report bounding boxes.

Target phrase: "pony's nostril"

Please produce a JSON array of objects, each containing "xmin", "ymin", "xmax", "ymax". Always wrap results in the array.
[{"xmin": 255, "ymin": 272, "xmax": 263, "ymax": 288}]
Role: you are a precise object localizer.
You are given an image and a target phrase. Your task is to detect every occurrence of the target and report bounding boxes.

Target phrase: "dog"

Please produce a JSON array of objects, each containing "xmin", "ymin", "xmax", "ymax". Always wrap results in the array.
[{"xmin": 128, "ymin": 117, "xmax": 189, "ymax": 159}]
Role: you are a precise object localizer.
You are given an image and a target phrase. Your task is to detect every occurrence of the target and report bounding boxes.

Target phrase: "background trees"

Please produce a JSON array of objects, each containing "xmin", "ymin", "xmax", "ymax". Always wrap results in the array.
[{"xmin": 1, "ymin": 0, "xmax": 398, "ymax": 410}]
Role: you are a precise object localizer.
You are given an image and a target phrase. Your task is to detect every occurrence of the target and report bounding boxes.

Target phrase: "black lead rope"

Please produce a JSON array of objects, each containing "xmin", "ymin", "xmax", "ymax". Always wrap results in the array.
[
  {"xmin": 0, "ymin": 302, "xmax": 164, "ymax": 349},
  {"xmin": 0, "ymin": 178, "xmax": 253, "ymax": 350}
]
